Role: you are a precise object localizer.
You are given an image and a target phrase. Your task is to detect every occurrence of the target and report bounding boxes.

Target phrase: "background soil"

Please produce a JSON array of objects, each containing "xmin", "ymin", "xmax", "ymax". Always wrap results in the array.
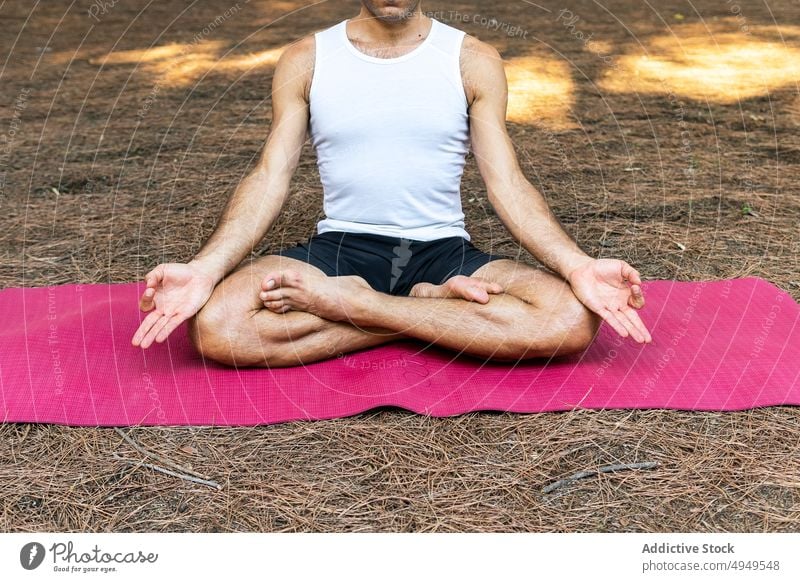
[{"xmin": 1, "ymin": 0, "xmax": 798, "ymax": 531}]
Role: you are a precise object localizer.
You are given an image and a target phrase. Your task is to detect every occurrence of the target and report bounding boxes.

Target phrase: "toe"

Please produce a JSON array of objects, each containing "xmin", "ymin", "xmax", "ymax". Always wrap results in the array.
[
  {"xmin": 262, "ymin": 270, "xmax": 305, "ymax": 292},
  {"xmin": 474, "ymin": 278, "xmax": 503, "ymax": 294},
  {"xmin": 468, "ymin": 286, "xmax": 490, "ymax": 303},
  {"xmin": 408, "ymin": 283, "xmax": 422, "ymax": 297},
  {"xmin": 262, "ymin": 272, "xmax": 281, "ymax": 291},
  {"xmin": 264, "ymin": 300, "xmax": 286, "ymax": 312},
  {"xmin": 260, "ymin": 289, "xmax": 284, "ymax": 302}
]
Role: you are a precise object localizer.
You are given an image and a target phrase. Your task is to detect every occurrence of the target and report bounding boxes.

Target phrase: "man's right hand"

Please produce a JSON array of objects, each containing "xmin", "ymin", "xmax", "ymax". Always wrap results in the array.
[{"xmin": 131, "ymin": 261, "xmax": 218, "ymax": 348}]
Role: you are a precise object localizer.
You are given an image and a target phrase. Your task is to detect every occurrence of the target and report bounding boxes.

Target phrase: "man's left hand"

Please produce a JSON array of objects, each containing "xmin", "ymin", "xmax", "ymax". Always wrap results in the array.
[{"xmin": 567, "ymin": 258, "xmax": 652, "ymax": 343}]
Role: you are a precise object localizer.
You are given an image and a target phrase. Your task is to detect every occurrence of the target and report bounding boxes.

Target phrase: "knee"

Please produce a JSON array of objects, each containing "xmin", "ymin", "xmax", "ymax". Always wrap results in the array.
[
  {"xmin": 509, "ymin": 290, "xmax": 601, "ymax": 359},
  {"xmin": 188, "ymin": 291, "xmax": 272, "ymax": 367},
  {"xmin": 187, "ymin": 298, "xmax": 239, "ymax": 366},
  {"xmin": 555, "ymin": 297, "xmax": 602, "ymax": 355},
  {"xmin": 188, "ymin": 292, "xmax": 295, "ymax": 368}
]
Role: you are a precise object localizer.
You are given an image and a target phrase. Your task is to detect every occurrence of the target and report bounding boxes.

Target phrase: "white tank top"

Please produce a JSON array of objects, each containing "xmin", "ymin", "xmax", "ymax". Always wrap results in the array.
[{"xmin": 309, "ymin": 18, "xmax": 471, "ymax": 241}]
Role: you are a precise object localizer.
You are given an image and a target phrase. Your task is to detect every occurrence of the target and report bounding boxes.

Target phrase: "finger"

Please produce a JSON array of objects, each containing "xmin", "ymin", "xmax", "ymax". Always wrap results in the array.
[
  {"xmin": 621, "ymin": 306, "xmax": 652, "ymax": 343},
  {"xmin": 145, "ymin": 265, "xmax": 165, "ymax": 289},
  {"xmin": 139, "ymin": 265, "xmax": 165, "ymax": 311},
  {"xmin": 264, "ymin": 300, "xmax": 286, "ymax": 312},
  {"xmin": 138, "ymin": 287, "xmax": 157, "ymax": 311},
  {"xmin": 132, "ymin": 310, "xmax": 163, "ymax": 346},
  {"xmin": 600, "ymin": 308, "xmax": 629, "ymax": 338},
  {"xmin": 628, "ymin": 284, "xmax": 645, "ymax": 309},
  {"xmin": 614, "ymin": 308, "xmax": 646, "ymax": 343},
  {"xmin": 155, "ymin": 313, "xmax": 186, "ymax": 343},
  {"xmin": 621, "ymin": 262, "xmax": 643, "ymax": 286},
  {"xmin": 140, "ymin": 313, "xmax": 171, "ymax": 349}
]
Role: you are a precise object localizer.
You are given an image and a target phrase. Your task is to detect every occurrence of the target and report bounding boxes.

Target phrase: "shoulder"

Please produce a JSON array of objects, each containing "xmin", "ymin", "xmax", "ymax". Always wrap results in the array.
[
  {"xmin": 461, "ymin": 34, "xmax": 503, "ymax": 63},
  {"xmin": 273, "ymin": 34, "xmax": 315, "ymax": 100},
  {"xmin": 276, "ymin": 34, "xmax": 315, "ymax": 73},
  {"xmin": 459, "ymin": 34, "xmax": 506, "ymax": 105}
]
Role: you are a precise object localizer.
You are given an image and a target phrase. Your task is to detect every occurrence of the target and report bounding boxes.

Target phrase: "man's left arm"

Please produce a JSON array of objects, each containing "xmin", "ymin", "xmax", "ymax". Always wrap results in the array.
[{"xmin": 462, "ymin": 37, "xmax": 651, "ymax": 343}]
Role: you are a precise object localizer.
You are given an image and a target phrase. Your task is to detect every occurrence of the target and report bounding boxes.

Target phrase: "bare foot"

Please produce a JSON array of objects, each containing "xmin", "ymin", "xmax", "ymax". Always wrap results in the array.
[
  {"xmin": 409, "ymin": 275, "xmax": 503, "ymax": 304},
  {"xmin": 259, "ymin": 269, "xmax": 372, "ymax": 321}
]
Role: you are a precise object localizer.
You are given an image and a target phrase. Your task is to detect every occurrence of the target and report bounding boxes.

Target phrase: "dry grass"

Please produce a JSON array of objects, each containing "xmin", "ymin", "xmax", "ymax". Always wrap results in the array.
[
  {"xmin": 1, "ymin": 0, "xmax": 799, "ymax": 531},
  {"xmin": 3, "ymin": 409, "xmax": 799, "ymax": 532}
]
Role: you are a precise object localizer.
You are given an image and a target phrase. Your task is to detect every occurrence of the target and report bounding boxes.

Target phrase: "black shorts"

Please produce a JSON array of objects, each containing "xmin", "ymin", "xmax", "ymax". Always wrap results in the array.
[{"xmin": 276, "ymin": 231, "xmax": 509, "ymax": 296}]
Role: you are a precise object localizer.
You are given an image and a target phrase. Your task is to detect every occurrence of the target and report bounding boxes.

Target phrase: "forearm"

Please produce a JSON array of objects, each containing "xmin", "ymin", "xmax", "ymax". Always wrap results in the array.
[
  {"xmin": 489, "ymin": 173, "xmax": 593, "ymax": 280},
  {"xmin": 191, "ymin": 164, "xmax": 289, "ymax": 283}
]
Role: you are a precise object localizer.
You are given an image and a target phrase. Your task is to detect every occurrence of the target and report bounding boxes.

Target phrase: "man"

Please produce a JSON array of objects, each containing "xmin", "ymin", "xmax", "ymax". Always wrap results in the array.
[{"xmin": 132, "ymin": 0, "xmax": 652, "ymax": 367}]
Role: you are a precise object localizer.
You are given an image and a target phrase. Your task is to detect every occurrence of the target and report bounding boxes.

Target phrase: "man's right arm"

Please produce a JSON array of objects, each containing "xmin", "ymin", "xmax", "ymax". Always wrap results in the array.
[
  {"xmin": 132, "ymin": 37, "xmax": 314, "ymax": 348},
  {"xmin": 190, "ymin": 36, "xmax": 315, "ymax": 284}
]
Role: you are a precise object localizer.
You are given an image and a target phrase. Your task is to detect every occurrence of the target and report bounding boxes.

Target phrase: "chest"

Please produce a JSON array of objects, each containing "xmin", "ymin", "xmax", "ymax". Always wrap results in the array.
[{"xmin": 309, "ymin": 59, "xmax": 468, "ymax": 144}]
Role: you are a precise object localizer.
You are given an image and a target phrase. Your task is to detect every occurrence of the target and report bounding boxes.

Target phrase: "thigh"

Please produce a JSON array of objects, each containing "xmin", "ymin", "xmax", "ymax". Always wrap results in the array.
[
  {"xmin": 192, "ymin": 254, "xmax": 398, "ymax": 366},
  {"xmin": 190, "ymin": 254, "xmax": 332, "ymax": 359},
  {"xmin": 470, "ymin": 259, "xmax": 578, "ymax": 309}
]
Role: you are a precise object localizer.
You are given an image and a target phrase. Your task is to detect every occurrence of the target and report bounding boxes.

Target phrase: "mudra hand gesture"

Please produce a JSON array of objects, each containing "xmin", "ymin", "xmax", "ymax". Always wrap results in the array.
[
  {"xmin": 131, "ymin": 262, "xmax": 217, "ymax": 348},
  {"xmin": 567, "ymin": 258, "xmax": 652, "ymax": 343}
]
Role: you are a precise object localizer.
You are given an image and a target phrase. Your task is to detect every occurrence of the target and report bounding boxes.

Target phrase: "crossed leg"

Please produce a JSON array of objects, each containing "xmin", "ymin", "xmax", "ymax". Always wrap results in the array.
[{"xmin": 187, "ymin": 256, "xmax": 602, "ymax": 367}]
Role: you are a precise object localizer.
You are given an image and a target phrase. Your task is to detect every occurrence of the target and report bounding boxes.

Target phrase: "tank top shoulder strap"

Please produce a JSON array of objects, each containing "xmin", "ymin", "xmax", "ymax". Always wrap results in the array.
[
  {"xmin": 428, "ymin": 19, "xmax": 466, "ymax": 58},
  {"xmin": 313, "ymin": 21, "xmax": 346, "ymax": 57}
]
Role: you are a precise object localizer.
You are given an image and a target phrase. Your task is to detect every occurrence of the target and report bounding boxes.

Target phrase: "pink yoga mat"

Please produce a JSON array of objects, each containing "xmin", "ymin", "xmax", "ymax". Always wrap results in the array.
[{"xmin": 0, "ymin": 277, "xmax": 797, "ymax": 426}]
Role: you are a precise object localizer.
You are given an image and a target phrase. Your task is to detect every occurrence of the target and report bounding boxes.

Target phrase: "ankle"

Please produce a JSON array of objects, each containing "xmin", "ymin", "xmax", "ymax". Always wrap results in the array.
[{"xmin": 345, "ymin": 284, "xmax": 385, "ymax": 325}]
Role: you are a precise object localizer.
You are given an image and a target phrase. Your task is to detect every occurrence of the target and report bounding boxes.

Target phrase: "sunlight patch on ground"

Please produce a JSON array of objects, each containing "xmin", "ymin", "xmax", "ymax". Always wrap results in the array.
[
  {"xmin": 89, "ymin": 42, "xmax": 225, "ymax": 65},
  {"xmin": 504, "ymin": 55, "xmax": 576, "ymax": 130},
  {"xmin": 584, "ymin": 38, "xmax": 614, "ymax": 56},
  {"xmin": 221, "ymin": 47, "xmax": 285, "ymax": 69},
  {"xmin": 599, "ymin": 22, "xmax": 800, "ymax": 103},
  {"xmin": 90, "ymin": 42, "xmax": 284, "ymax": 87}
]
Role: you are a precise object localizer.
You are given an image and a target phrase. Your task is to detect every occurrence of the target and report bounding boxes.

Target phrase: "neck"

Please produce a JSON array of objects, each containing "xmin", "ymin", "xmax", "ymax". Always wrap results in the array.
[{"xmin": 352, "ymin": 6, "xmax": 428, "ymax": 43}]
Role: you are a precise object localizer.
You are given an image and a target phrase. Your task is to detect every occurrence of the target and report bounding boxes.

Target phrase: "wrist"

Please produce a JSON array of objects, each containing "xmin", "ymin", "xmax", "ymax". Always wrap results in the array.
[
  {"xmin": 188, "ymin": 258, "xmax": 226, "ymax": 285},
  {"xmin": 563, "ymin": 255, "xmax": 594, "ymax": 284}
]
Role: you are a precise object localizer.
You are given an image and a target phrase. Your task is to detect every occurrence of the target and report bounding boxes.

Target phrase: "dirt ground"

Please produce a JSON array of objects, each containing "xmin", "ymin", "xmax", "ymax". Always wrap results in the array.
[{"xmin": 1, "ymin": 0, "xmax": 799, "ymax": 532}]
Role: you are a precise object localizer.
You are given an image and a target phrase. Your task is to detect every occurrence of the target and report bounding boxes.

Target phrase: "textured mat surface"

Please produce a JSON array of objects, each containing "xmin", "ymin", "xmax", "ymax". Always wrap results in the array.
[{"xmin": 0, "ymin": 277, "xmax": 797, "ymax": 426}]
